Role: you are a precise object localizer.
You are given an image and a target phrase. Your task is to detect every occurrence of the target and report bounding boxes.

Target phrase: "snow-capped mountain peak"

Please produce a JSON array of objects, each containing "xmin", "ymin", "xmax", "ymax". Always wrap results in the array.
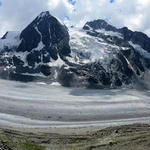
[
  {"xmin": 37, "ymin": 11, "xmax": 52, "ymax": 19},
  {"xmin": 0, "ymin": 12, "xmax": 150, "ymax": 88}
]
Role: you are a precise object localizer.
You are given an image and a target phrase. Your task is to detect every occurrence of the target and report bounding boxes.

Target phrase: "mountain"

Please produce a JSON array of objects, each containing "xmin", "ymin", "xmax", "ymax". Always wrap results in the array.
[
  {"xmin": 0, "ymin": 11, "xmax": 70, "ymax": 82},
  {"xmin": 0, "ymin": 11, "xmax": 150, "ymax": 88}
]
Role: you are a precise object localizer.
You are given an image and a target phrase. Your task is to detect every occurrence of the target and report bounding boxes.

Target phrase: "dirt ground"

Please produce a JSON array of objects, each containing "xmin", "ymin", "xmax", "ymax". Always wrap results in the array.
[{"xmin": 0, "ymin": 124, "xmax": 150, "ymax": 150}]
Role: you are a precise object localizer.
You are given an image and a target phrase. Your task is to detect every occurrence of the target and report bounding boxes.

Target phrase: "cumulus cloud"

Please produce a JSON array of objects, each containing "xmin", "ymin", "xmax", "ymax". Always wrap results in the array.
[{"xmin": 0, "ymin": 0, "xmax": 150, "ymax": 37}]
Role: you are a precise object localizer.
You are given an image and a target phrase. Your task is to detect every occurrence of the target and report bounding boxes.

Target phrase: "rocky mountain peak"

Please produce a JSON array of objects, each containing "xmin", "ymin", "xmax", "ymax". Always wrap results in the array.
[
  {"xmin": 37, "ymin": 11, "xmax": 52, "ymax": 19},
  {"xmin": 0, "ymin": 11, "xmax": 71, "ymax": 81},
  {"xmin": 0, "ymin": 12, "xmax": 150, "ymax": 88},
  {"xmin": 15, "ymin": 11, "xmax": 70, "ymax": 71},
  {"xmin": 83, "ymin": 19, "xmax": 117, "ymax": 32},
  {"xmin": 17, "ymin": 11, "xmax": 70, "ymax": 56}
]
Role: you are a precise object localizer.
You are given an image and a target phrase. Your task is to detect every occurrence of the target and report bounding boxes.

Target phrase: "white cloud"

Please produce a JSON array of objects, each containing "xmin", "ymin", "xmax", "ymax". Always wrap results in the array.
[{"xmin": 0, "ymin": 0, "xmax": 150, "ymax": 37}]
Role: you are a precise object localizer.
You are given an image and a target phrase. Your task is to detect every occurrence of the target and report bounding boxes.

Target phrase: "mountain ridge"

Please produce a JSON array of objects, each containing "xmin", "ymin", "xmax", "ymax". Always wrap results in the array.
[{"xmin": 0, "ymin": 11, "xmax": 150, "ymax": 89}]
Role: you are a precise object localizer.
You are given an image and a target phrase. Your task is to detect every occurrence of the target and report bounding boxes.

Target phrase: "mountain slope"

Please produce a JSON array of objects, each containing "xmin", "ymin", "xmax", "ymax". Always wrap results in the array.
[
  {"xmin": 59, "ymin": 22, "xmax": 150, "ymax": 88},
  {"xmin": 0, "ymin": 12, "xmax": 150, "ymax": 88},
  {"xmin": 0, "ymin": 11, "xmax": 70, "ymax": 82}
]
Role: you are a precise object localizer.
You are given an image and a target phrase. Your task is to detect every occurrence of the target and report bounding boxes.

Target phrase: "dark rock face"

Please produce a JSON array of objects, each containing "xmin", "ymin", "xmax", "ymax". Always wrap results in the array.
[
  {"xmin": 58, "ymin": 62, "xmax": 111, "ymax": 88},
  {"xmin": 119, "ymin": 27, "xmax": 150, "ymax": 53},
  {"xmin": 17, "ymin": 11, "xmax": 70, "ymax": 54},
  {"xmin": 83, "ymin": 19, "xmax": 118, "ymax": 32},
  {"xmin": 0, "ymin": 13, "xmax": 150, "ymax": 88},
  {"xmin": 40, "ymin": 65, "xmax": 51, "ymax": 76},
  {"xmin": 17, "ymin": 11, "xmax": 70, "ymax": 62}
]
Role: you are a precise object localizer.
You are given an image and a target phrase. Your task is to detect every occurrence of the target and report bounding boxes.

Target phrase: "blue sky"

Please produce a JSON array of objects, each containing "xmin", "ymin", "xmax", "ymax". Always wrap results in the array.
[
  {"xmin": 110, "ymin": 0, "xmax": 115, "ymax": 3},
  {"xmin": 0, "ymin": 0, "xmax": 150, "ymax": 37},
  {"xmin": 68, "ymin": 0, "xmax": 115, "ymax": 5},
  {"xmin": 68, "ymin": 0, "xmax": 76, "ymax": 5},
  {"xmin": 65, "ymin": 0, "xmax": 115, "ymax": 22}
]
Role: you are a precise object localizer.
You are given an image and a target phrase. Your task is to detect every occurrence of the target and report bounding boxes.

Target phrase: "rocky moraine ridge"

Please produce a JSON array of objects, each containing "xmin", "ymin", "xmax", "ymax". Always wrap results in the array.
[{"xmin": 0, "ymin": 11, "xmax": 150, "ymax": 88}]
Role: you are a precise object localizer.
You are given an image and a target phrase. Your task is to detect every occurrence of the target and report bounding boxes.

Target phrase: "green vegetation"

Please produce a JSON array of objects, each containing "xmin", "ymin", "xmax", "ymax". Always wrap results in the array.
[
  {"xmin": 0, "ymin": 124, "xmax": 150, "ymax": 150},
  {"xmin": 17, "ymin": 142, "xmax": 45, "ymax": 150}
]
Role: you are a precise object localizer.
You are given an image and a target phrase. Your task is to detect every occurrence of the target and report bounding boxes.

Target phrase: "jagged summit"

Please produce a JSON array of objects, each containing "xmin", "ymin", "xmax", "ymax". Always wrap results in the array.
[
  {"xmin": 84, "ymin": 19, "xmax": 150, "ymax": 53},
  {"xmin": 83, "ymin": 19, "xmax": 117, "ymax": 32},
  {"xmin": 31, "ymin": 11, "xmax": 53, "ymax": 25},
  {"xmin": 17, "ymin": 11, "xmax": 70, "ymax": 55},
  {"xmin": 38, "ymin": 11, "xmax": 52, "ymax": 19}
]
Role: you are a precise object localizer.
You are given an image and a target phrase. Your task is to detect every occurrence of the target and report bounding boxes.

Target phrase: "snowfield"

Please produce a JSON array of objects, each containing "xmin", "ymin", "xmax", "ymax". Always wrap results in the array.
[{"xmin": 69, "ymin": 28, "xmax": 118, "ymax": 71}]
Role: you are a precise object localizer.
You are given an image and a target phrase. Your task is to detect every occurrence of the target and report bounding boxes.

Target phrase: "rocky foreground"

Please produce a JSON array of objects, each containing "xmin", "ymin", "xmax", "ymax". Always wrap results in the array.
[{"xmin": 0, "ymin": 124, "xmax": 150, "ymax": 150}]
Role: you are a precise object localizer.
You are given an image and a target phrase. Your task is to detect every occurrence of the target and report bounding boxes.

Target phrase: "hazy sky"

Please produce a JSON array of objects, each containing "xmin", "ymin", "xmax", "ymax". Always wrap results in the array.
[{"xmin": 0, "ymin": 0, "xmax": 150, "ymax": 36}]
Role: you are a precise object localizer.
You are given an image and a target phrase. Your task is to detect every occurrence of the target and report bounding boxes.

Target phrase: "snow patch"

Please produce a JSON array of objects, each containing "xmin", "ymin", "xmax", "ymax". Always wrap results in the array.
[
  {"xmin": 95, "ymin": 29, "xmax": 123, "ymax": 39},
  {"xmin": 37, "ymin": 11, "xmax": 51, "ymax": 20},
  {"xmin": 48, "ymin": 56, "xmax": 65, "ymax": 68},
  {"xmin": 0, "ymin": 31, "xmax": 20, "ymax": 51},
  {"xmin": 21, "ymin": 73, "xmax": 46, "ymax": 78},
  {"xmin": 50, "ymin": 82, "xmax": 61, "ymax": 86},
  {"xmin": 34, "ymin": 27, "xmax": 45, "ymax": 51},
  {"xmin": 129, "ymin": 41, "xmax": 150, "ymax": 59},
  {"xmin": 14, "ymin": 51, "xmax": 29, "ymax": 67},
  {"xmin": 69, "ymin": 28, "xmax": 119, "ymax": 71},
  {"xmin": 121, "ymin": 47, "xmax": 130, "ymax": 51},
  {"xmin": 34, "ymin": 41, "xmax": 44, "ymax": 51}
]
